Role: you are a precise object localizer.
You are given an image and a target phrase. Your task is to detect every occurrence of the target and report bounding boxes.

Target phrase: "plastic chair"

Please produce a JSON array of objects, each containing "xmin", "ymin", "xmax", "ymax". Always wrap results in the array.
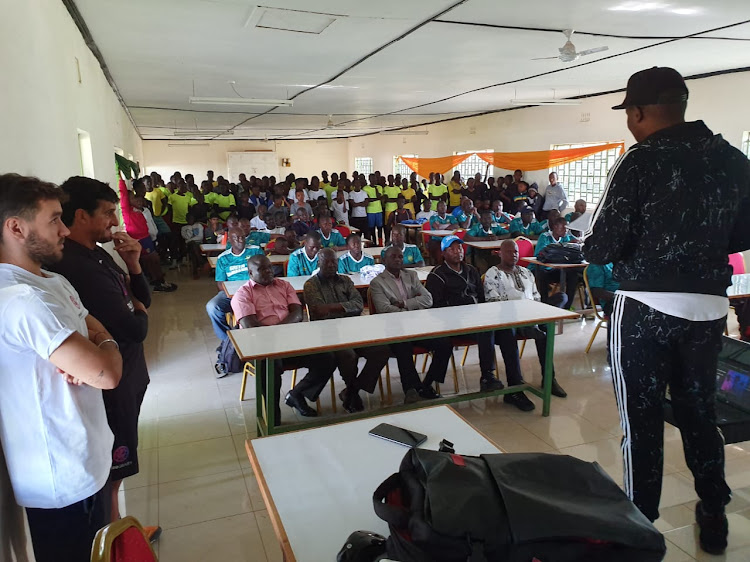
[
  {"xmin": 90, "ymin": 516, "xmax": 157, "ymax": 562},
  {"xmin": 582, "ymin": 266, "xmax": 609, "ymax": 353},
  {"xmin": 729, "ymin": 252, "xmax": 746, "ymax": 275},
  {"xmin": 336, "ymin": 225, "xmax": 351, "ymax": 237},
  {"xmin": 514, "ymin": 236, "xmax": 534, "ymax": 267}
]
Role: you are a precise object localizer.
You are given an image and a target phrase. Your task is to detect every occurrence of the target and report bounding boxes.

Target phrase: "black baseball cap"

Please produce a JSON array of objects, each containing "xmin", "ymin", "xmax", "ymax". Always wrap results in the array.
[{"xmin": 612, "ymin": 67, "xmax": 688, "ymax": 110}]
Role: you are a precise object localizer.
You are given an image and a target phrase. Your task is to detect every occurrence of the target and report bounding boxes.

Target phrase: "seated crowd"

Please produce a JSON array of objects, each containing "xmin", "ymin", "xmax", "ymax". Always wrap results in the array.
[{"xmin": 0, "ymin": 168, "xmax": 619, "ymax": 559}]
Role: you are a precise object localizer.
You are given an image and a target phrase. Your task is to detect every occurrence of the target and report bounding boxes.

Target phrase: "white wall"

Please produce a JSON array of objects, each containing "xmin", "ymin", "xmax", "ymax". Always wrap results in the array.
[
  {"xmin": 0, "ymin": 1, "xmax": 143, "ymax": 559},
  {"xmin": 0, "ymin": 0, "xmax": 143, "ymax": 184},
  {"xmin": 143, "ymin": 71, "xmax": 749, "ymax": 191},
  {"xmin": 143, "ymin": 139, "xmax": 349, "ymax": 182},
  {"xmin": 348, "ymin": 70, "xmax": 750, "ymax": 190}
]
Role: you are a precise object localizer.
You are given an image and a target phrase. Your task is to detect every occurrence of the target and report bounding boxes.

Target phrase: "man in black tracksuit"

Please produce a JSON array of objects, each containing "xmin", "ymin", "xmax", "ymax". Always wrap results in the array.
[{"xmin": 584, "ymin": 67, "xmax": 750, "ymax": 555}]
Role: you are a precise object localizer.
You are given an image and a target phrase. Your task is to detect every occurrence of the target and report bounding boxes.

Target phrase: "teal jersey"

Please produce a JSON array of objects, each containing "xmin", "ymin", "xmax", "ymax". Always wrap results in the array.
[
  {"xmin": 215, "ymin": 246, "xmax": 263, "ymax": 282},
  {"xmin": 429, "ymin": 214, "xmax": 457, "ymax": 242},
  {"xmin": 381, "ymin": 244, "xmax": 423, "ymax": 265},
  {"xmin": 532, "ymin": 231, "xmax": 576, "ymax": 271},
  {"xmin": 318, "ymin": 229, "xmax": 346, "ymax": 248},
  {"xmin": 248, "ymin": 231, "xmax": 271, "ymax": 246},
  {"xmin": 337, "ymin": 252, "xmax": 375, "ymax": 274},
  {"xmin": 586, "ymin": 263, "xmax": 619, "ymax": 294},
  {"xmin": 287, "ymin": 247, "xmax": 319, "ymax": 276},
  {"xmin": 467, "ymin": 223, "xmax": 508, "ymax": 238},
  {"xmin": 455, "ymin": 211, "xmax": 479, "ymax": 228},
  {"xmin": 509, "ymin": 218, "xmax": 546, "ymax": 236}
]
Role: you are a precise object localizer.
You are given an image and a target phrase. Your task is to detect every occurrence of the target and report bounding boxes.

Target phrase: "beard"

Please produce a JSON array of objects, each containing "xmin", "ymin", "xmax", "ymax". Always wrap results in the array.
[{"xmin": 26, "ymin": 231, "xmax": 64, "ymax": 267}]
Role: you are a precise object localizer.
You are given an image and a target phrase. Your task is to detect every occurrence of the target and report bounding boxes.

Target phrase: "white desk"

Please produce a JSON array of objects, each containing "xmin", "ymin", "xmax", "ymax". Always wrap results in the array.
[
  {"xmin": 229, "ymin": 300, "xmax": 578, "ymax": 432},
  {"xmin": 426, "ymin": 229, "xmax": 460, "ymax": 237},
  {"xmin": 199, "ymin": 243, "xmax": 225, "ymax": 254},
  {"xmin": 247, "ymin": 406, "xmax": 501, "ymax": 562},
  {"xmin": 223, "ymin": 267, "xmax": 431, "ymax": 298},
  {"xmin": 729, "ymin": 273, "xmax": 750, "ymax": 300},
  {"xmin": 208, "ymin": 256, "xmax": 217, "ymax": 269},
  {"xmin": 463, "ymin": 239, "xmax": 508, "ymax": 250}
]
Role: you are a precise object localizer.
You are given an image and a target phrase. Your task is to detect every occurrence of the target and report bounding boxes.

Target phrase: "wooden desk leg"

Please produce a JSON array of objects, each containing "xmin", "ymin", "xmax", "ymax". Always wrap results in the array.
[
  {"xmin": 266, "ymin": 358, "xmax": 278, "ymax": 435},
  {"xmin": 542, "ymin": 320, "xmax": 555, "ymax": 417}
]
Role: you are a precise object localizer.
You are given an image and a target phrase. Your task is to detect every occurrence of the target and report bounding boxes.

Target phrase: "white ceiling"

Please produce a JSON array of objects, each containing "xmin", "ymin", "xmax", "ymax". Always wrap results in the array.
[{"xmin": 73, "ymin": 0, "xmax": 750, "ymax": 140}]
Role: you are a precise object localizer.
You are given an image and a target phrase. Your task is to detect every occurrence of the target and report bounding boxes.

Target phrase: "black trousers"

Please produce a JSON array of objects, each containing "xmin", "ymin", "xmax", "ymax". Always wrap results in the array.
[
  {"xmin": 334, "ymin": 345, "xmax": 391, "ymax": 394},
  {"xmin": 391, "ymin": 337, "xmax": 453, "ymax": 391},
  {"xmin": 536, "ymin": 268, "xmax": 579, "ymax": 309},
  {"xmin": 257, "ymin": 354, "xmax": 337, "ymax": 422},
  {"xmin": 26, "ymin": 481, "xmax": 111, "ymax": 562},
  {"xmin": 609, "ymin": 294, "xmax": 731, "ymax": 522},
  {"xmin": 494, "ymin": 326, "xmax": 555, "ymax": 386}
]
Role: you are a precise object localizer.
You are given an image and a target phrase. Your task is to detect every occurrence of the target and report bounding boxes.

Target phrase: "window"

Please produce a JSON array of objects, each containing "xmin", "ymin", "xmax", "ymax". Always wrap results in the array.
[
  {"xmin": 354, "ymin": 157, "xmax": 373, "ymax": 177},
  {"xmin": 393, "ymin": 154, "xmax": 417, "ymax": 178},
  {"xmin": 742, "ymin": 131, "xmax": 750, "ymax": 158},
  {"xmin": 549, "ymin": 142, "xmax": 623, "ymax": 206},
  {"xmin": 78, "ymin": 130, "xmax": 94, "ymax": 177},
  {"xmin": 454, "ymin": 150, "xmax": 493, "ymax": 182}
]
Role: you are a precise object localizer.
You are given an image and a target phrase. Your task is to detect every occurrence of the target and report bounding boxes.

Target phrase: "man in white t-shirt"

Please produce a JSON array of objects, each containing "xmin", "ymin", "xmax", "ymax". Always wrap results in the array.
[
  {"xmin": 0, "ymin": 174, "xmax": 123, "ymax": 562},
  {"xmin": 347, "ymin": 181, "xmax": 368, "ymax": 235}
]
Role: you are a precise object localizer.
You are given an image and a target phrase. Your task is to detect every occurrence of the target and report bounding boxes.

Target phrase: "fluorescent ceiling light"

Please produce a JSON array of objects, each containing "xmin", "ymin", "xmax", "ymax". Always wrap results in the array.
[
  {"xmin": 174, "ymin": 130, "xmax": 234, "ymax": 136},
  {"xmin": 380, "ymin": 130, "xmax": 429, "ymax": 136},
  {"xmin": 510, "ymin": 99, "xmax": 582, "ymax": 106},
  {"xmin": 189, "ymin": 97, "xmax": 294, "ymax": 107}
]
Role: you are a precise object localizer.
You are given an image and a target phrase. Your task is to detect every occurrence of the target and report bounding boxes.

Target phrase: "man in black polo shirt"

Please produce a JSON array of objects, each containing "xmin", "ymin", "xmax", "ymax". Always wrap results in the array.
[
  {"xmin": 49, "ymin": 176, "xmax": 160, "ymax": 541},
  {"xmin": 426, "ymin": 236, "xmax": 518, "ymax": 401}
]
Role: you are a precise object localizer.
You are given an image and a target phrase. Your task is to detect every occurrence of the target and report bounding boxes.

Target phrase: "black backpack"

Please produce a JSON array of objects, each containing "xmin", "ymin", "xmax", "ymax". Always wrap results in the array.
[
  {"xmin": 373, "ymin": 449, "xmax": 666, "ymax": 562},
  {"xmin": 537, "ymin": 243, "xmax": 585, "ymax": 264},
  {"xmin": 215, "ymin": 336, "xmax": 242, "ymax": 376}
]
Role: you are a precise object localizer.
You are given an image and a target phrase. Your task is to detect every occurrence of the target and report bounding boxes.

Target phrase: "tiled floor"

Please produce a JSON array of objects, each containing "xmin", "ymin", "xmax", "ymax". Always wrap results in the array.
[{"xmin": 125, "ymin": 269, "xmax": 750, "ymax": 561}]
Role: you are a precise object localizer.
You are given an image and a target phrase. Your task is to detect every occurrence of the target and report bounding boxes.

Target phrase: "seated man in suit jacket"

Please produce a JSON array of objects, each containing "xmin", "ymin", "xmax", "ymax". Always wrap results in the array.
[{"xmin": 369, "ymin": 246, "xmax": 453, "ymax": 403}]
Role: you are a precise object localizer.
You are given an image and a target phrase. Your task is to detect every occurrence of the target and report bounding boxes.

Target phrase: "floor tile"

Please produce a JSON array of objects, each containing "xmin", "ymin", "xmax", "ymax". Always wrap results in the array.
[
  {"xmin": 158, "ymin": 470, "xmax": 252, "ymax": 529},
  {"xmin": 479, "ymin": 417, "xmax": 557, "ymax": 453},
  {"xmin": 153, "ymin": 381, "xmax": 225, "ymax": 418},
  {"xmin": 157, "ymin": 409, "xmax": 230, "ymax": 448},
  {"xmin": 159, "ymin": 436, "xmax": 240, "ymax": 483},
  {"xmin": 137, "ymin": 417, "xmax": 158, "ymax": 450},
  {"xmin": 513, "ymin": 410, "xmax": 614, "ymax": 449},
  {"xmin": 256, "ymin": 509, "xmax": 283, "ymax": 562},
  {"xmin": 243, "ymin": 468, "xmax": 267, "ymax": 512},
  {"xmin": 660, "ymin": 473, "xmax": 699, "ymax": 509},
  {"xmin": 118, "ymin": 484, "xmax": 159, "ymax": 526},
  {"xmin": 558, "ymin": 437, "xmax": 623, "ymax": 481},
  {"xmin": 664, "ymin": 509, "xmax": 750, "ymax": 560},
  {"xmin": 225, "ymin": 404, "xmax": 260, "ymax": 437},
  {"xmin": 157, "ymin": 512, "xmax": 266, "ymax": 561}
]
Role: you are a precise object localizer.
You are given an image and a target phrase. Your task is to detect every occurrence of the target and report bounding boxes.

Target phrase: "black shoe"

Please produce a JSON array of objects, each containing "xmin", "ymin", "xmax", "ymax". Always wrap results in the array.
[
  {"xmin": 214, "ymin": 363, "xmax": 230, "ymax": 379},
  {"xmin": 418, "ymin": 384, "xmax": 441, "ymax": 400},
  {"xmin": 480, "ymin": 376, "xmax": 505, "ymax": 392},
  {"xmin": 404, "ymin": 388, "xmax": 421, "ymax": 404},
  {"xmin": 339, "ymin": 388, "xmax": 364, "ymax": 413},
  {"xmin": 696, "ymin": 501, "xmax": 728, "ymax": 555},
  {"xmin": 153, "ymin": 281, "xmax": 177, "ymax": 292},
  {"xmin": 503, "ymin": 391, "xmax": 536, "ymax": 412},
  {"xmin": 550, "ymin": 379, "xmax": 567, "ymax": 398},
  {"xmin": 284, "ymin": 391, "xmax": 317, "ymax": 417}
]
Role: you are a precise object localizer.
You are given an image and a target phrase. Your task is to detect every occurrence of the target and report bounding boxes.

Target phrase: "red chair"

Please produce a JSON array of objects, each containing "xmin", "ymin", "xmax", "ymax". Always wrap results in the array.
[
  {"xmin": 420, "ymin": 220, "xmax": 432, "ymax": 245},
  {"xmin": 336, "ymin": 225, "xmax": 351, "ymax": 237},
  {"xmin": 729, "ymin": 252, "xmax": 746, "ymax": 275},
  {"xmin": 515, "ymin": 236, "xmax": 534, "ymax": 267},
  {"xmin": 91, "ymin": 516, "xmax": 157, "ymax": 562}
]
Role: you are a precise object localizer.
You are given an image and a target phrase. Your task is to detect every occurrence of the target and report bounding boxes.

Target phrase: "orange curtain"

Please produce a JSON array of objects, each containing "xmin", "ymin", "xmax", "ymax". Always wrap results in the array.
[
  {"xmin": 398, "ymin": 154, "xmax": 473, "ymax": 177},
  {"xmin": 475, "ymin": 142, "xmax": 625, "ymax": 171}
]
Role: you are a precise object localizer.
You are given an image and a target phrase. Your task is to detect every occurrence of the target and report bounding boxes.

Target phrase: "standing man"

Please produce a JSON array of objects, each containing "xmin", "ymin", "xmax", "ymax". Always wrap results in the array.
[
  {"xmin": 304, "ymin": 249, "xmax": 390, "ymax": 412},
  {"xmin": 584, "ymin": 67, "xmax": 750, "ymax": 554},
  {"xmin": 50, "ymin": 176, "xmax": 161, "ymax": 539},
  {"xmin": 0, "ymin": 174, "xmax": 123, "ymax": 561},
  {"xmin": 541, "ymin": 172, "xmax": 568, "ymax": 218}
]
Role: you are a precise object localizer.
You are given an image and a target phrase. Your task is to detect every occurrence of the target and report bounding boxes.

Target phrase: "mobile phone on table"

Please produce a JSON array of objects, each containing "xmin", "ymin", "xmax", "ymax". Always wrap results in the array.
[{"xmin": 369, "ymin": 423, "xmax": 427, "ymax": 448}]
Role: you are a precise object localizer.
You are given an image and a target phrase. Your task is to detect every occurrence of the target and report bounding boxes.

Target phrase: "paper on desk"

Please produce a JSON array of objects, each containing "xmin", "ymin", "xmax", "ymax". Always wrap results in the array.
[{"xmin": 568, "ymin": 212, "xmax": 592, "ymax": 232}]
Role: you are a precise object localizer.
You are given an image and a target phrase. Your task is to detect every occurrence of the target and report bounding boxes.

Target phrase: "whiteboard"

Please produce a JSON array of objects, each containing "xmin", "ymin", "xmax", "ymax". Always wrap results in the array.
[{"xmin": 226, "ymin": 152, "xmax": 278, "ymax": 183}]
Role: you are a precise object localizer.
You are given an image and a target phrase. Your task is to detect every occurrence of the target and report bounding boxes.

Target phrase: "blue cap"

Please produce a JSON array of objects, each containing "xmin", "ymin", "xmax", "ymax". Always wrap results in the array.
[{"xmin": 441, "ymin": 235, "xmax": 464, "ymax": 251}]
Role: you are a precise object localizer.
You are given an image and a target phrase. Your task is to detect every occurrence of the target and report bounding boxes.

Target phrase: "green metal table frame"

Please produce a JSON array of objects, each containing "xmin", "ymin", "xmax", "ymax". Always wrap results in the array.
[{"xmin": 253, "ymin": 318, "xmax": 559, "ymax": 436}]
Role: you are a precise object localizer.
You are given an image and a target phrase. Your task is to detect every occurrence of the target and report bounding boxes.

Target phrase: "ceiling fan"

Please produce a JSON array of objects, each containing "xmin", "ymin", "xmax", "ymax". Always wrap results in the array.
[
  {"xmin": 325, "ymin": 114, "xmax": 346, "ymax": 129},
  {"xmin": 532, "ymin": 29, "xmax": 608, "ymax": 63}
]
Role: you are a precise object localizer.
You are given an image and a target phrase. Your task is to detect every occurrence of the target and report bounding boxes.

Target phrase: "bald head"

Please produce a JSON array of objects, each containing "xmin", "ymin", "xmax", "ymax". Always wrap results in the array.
[
  {"xmin": 498, "ymin": 239, "xmax": 519, "ymax": 267},
  {"xmin": 227, "ymin": 227, "xmax": 246, "ymax": 252},
  {"xmin": 317, "ymin": 247, "xmax": 338, "ymax": 278}
]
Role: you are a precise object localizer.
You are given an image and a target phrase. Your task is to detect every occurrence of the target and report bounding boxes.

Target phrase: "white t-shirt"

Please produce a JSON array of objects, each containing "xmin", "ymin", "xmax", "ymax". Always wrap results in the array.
[
  {"xmin": 331, "ymin": 200, "xmax": 349, "ymax": 224},
  {"xmin": 349, "ymin": 190, "xmax": 367, "ymax": 218},
  {"xmin": 250, "ymin": 216, "xmax": 267, "ymax": 230},
  {"xmin": 0, "ymin": 264, "xmax": 113, "ymax": 508},
  {"xmin": 142, "ymin": 207, "xmax": 158, "ymax": 241},
  {"xmin": 416, "ymin": 210, "xmax": 436, "ymax": 221}
]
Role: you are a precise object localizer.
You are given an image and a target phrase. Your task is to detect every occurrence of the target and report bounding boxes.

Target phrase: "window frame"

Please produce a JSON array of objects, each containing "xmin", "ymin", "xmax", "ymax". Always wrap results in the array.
[
  {"xmin": 549, "ymin": 142, "xmax": 623, "ymax": 206},
  {"xmin": 741, "ymin": 131, "xmax": 750, "ymax": 159},
  {"xmin": 393, "ymin": 154, "xmax": 418, "ymax": 179},
  {"xmin": 453, "ymin": 149, "xmax": 493, "ymax": 182},
  {"xmin": 354, "ymin": 157, "xmax": 373, "ymax": 178}
]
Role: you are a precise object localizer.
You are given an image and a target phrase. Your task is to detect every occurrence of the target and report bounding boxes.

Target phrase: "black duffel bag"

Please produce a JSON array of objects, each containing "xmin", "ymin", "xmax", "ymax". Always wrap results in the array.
[
  {"xmin": 373, "ymin": 449, "xmax": 665, "ymax": 562},
  {"xmin": 536, "ymin": 242, "xmax": 585, "ymax": 264}
]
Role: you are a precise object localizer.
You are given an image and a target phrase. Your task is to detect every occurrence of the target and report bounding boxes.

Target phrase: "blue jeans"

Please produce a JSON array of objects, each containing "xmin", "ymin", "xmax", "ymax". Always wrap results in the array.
[{"xmin": 206, "ymin": 291, "xmax": 232, "ymax": 341}]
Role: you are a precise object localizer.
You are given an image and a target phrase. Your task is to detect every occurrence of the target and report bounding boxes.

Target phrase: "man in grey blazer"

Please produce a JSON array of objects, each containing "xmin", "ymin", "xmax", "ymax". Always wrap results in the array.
[{"xmin": 370, "ymin": 246, "xmax": 453, "ymax": 403}]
